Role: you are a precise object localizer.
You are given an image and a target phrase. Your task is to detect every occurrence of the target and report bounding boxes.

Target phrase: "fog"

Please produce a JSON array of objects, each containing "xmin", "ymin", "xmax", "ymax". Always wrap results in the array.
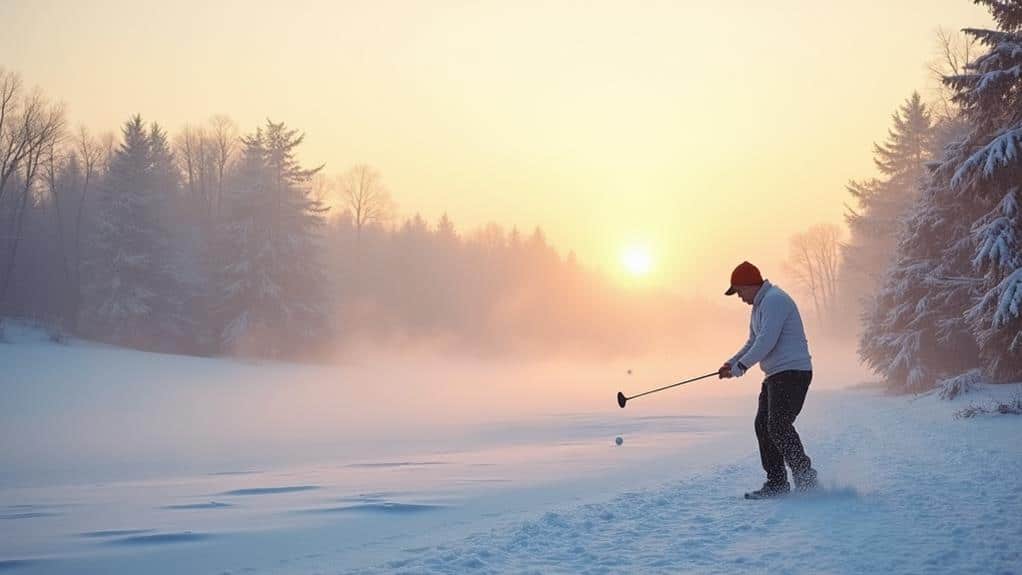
[
  {"xmin": 0, "ymin": 74, "xmax": 875, "ymax": 494},
  {"xmin": 1, "ymin": 313, "xmax": 867, "ymax": 490}
]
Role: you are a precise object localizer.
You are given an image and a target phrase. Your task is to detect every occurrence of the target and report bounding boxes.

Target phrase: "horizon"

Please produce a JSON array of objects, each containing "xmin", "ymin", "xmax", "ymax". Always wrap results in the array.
[{"xmin": 0, "ymin": 0, "xmax": 993, "ymax": 295}]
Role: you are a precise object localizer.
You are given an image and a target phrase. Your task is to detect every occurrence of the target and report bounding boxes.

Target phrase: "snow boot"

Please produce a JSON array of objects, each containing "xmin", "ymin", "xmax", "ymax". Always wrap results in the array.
[
  {"xmin": 744, "ymin": 481, "xmax": 790, "ymax": 499},
  {"xmin": 794, "ymin": 468, "xmax": 819, "ymax": 492}
]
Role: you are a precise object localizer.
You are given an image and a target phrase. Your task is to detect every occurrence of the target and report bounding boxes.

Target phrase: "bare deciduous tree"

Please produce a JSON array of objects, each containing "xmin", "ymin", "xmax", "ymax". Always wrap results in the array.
[
  {"xmin": 175, "ymin": 124, "xmax": 205, "ymax": 206},
  {"xmin": 928, "ymin": 27, "xmax": 979, "ymax": 121},
  {"xmin": 99, "ymin": 131, "xmax": 116, "ymax": 172},
  {"xmin": 338, "ymin": 164, "xmax": 393, "ymax": 238},
  {"xmin": 175, "ymin": 115, "xmax": 237, "ymax": 227},
  {"xmin": 0, "ymin": 79, "xmax": 65, "ymax": 305},
  {"xmin": 208, "ymin": 114, "xmax": 237, "ymax": 220},
  {"xmin": 44, "ymin": 126, "xmax": 103, "ymax": 331},
  {"xmin": 783, "ymin": 223, "xmax": 842, "ymax": 322},
  {"xmin": 43, "ymin": 138, "xmax": 71, "ymax": 316},
  {"xmin": 0, "ymin": 69, "xmax": 27, "ymax": 205}
]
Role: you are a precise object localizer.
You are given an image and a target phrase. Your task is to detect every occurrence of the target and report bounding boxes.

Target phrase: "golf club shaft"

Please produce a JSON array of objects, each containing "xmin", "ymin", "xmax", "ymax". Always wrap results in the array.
[{"xmin": 626, "ymin": 371, "xmax": 718, "ymax": 401}]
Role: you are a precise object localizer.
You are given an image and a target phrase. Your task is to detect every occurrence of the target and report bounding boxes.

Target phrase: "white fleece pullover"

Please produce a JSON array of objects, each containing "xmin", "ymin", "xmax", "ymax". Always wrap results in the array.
[{"xmin": 728, "ymin": 280, "xmax": 812, "ymax": 377}]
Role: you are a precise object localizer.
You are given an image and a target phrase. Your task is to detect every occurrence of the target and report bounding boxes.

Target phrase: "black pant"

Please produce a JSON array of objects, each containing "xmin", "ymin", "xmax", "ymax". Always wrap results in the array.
[{"xmin": 755, "ymin": 370, "xmax": 813, "ymax": 484}]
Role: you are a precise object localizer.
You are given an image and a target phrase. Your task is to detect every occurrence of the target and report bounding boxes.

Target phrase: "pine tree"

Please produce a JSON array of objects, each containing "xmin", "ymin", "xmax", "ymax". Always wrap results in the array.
[
  {"xmin": 859, "ymin": 134, "xmax": 981, "ymax": 390},
  {"xmin": 944, "ymin": 1, "xmax": 1022, "ymax": 380},
  {"xmin": 84, "ymin": 115, "xmax": 184, "ymax": 350},
  {"xmin": 147, "ymin": 122, "xmax": 194, "ymax": 345},
  {"xmin": 217, "ymin": 120, "xmax": 329, "ymax": 357},
  {"xmin": 436, "ymin": 212, "xmax": 457, "ymax": 242},
  {"xmin": 862, "ymin": 1, "xmax": 1022, "ymax": 388},
  {"xmin": 873, "ymin": 93, "xmax": 934, "ymax": 179},
  {"xmin": 838, "ymin": 93, "xmax": 934, "ymax": 335}
]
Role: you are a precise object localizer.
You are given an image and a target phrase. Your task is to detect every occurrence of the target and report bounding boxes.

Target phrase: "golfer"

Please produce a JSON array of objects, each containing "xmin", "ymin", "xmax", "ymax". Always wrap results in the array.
[{"xmin": 718, "ymin": 261, "xmax": 819, "ymax": 498}]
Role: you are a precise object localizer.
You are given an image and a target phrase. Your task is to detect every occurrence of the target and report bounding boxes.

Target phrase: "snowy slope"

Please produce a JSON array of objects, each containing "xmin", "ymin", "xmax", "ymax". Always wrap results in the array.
[
  {"xmin": 2, "ymin": 325, "xmax": 1020, "ymax": 574},
  {"xmin": 338, "ymin": 386, "xmax": 1022, "ymax": 575}
]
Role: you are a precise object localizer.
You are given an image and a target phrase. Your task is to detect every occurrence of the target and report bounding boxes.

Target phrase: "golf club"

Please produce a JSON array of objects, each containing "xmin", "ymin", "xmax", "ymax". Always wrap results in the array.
[{"xmin": 617, "ymin": 371, "xmax": 718, "ymax": 408}]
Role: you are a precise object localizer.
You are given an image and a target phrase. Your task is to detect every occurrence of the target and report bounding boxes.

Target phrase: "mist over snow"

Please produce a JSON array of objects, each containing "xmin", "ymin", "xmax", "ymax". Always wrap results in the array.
[{"xmin": 1, "ymin": 0, "xmax": 1020, "ymax": 573}]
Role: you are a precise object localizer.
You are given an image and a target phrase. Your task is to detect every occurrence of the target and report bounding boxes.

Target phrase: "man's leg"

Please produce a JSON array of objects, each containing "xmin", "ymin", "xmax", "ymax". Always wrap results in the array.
[
  {"xmin": 755, "ymin": 379, "xmax": 787, "ymax": 485},
  {"xmin": 765, "ymin": 371, "xmax": 814, "ymax": 483}
]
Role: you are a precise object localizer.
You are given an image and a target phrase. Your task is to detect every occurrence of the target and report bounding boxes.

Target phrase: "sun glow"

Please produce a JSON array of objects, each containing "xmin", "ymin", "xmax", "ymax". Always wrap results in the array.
[{"xmin": 621, "ymin": 245, "xmax": 653, "ymax": 277}]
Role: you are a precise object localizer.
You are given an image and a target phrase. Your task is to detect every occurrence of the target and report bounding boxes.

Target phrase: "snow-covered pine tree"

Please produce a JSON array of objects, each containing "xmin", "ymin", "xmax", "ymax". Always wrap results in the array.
[
  {"xmin": 945, "ymin": 1, "xmax": 1022, "ymax": 381},
  {"xmin": 217, "ymin": 120, "xmax": 329, "ymax": 357},
  {"xmin": 858, "ymin": 133, "xmax": 982, "ymax": 391},
  {"xmin": 863, "ymin": 1, "xmax": 1022, "ymax": 389},
  {"xmin": 146, "ymin": 122, "xmax": 196, "ymax": 348},
  {"xmin": 84, "ymin": 115, "xmax": 185, "ymax": 350},
  {"xmin": 838, "ymin": 93, "xmax": 934, "ymax": 336}
]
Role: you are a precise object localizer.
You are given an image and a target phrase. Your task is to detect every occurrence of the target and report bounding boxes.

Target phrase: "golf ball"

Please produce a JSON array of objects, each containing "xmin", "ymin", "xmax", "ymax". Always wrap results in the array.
[{"xmin": 615, "ymin": 436, "xmax": 623, "ymax": 446}]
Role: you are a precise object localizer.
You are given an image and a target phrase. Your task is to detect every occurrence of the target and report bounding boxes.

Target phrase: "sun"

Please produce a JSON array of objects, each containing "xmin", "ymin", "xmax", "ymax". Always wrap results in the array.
[{"xmin": 620, "ymin": 245, "xmax": 653, "ymax": 277}]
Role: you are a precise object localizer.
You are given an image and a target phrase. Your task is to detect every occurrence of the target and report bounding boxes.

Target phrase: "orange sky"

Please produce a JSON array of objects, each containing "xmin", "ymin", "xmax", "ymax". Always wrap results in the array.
[{"xmin": 0, "ymin": 0, "xmax": 992, "ymax": 295}]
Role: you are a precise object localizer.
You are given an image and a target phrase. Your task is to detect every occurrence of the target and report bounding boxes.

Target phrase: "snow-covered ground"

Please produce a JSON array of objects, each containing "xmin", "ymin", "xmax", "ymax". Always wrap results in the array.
[
  {"xmin": 356, "ymin": 384, "xmax": 1022, "ymax": 575},
  {"xmin": 2, "ymin": 324, "xmax": 1020, "ymax": 574}
]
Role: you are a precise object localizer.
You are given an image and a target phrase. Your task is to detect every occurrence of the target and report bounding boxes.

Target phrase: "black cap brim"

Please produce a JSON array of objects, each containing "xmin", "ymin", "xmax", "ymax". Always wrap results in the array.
[{"xmin": 724, "ymin": 286, "xmax": 737, "ymax": 296}]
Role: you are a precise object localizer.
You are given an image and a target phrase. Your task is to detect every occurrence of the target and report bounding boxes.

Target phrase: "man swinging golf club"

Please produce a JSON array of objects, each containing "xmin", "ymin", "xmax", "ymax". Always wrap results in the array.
[{"xmin": 719, "ymin": 261, "xmax": 819, "ymax": 499}]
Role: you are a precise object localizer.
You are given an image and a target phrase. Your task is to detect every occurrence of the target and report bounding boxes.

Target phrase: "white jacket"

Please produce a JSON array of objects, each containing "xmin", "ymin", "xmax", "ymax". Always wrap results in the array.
[{"xmin": 728, "ymin": 281, "xmax": 812, "ymax": 377}]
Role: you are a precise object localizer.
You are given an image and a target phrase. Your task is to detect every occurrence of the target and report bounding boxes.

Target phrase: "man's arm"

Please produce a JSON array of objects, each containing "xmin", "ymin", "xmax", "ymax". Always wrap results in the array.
[
  {"xmin": 720, "ymin": 323, "xmax": 755, "ymax": 378},
  {"xmin": 729, "ymin": 323, "xmax": 755, "ymax": 367},
  {"xmin": 733, "ymin": 295, "xmax": 790, "ymax": 375}
]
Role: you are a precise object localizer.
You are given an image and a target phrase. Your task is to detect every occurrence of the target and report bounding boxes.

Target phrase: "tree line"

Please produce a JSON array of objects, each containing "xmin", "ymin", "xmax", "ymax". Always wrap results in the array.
[{"xmin": 0, "ymin": 72, "xmax": 714, "ymax": 359}]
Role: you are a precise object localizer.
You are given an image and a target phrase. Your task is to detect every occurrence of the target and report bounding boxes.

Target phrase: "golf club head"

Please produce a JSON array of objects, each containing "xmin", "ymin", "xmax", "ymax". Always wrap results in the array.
[{"xmin": 617, "ymin": 391, "xmax": 627, "ymax": 408}]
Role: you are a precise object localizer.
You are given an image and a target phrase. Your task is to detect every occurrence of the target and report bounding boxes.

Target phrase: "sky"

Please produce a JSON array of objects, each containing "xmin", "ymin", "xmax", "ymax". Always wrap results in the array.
[{"xmin": 0, "ymin": 0, "xmax": 993, "ymax": 296}]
